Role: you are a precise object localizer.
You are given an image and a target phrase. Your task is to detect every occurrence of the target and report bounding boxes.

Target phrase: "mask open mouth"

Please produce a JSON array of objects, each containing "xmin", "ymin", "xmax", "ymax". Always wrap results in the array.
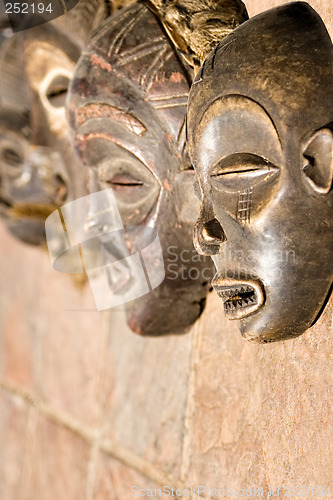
[{"xmin": 212, "ymin": 278, "xmax": 265, "ymax": 320}]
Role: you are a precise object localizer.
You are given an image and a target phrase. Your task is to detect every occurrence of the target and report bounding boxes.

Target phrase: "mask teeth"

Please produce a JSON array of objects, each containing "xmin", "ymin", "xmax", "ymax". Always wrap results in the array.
[{"xmin": 219, "ymin": 285, "xmax": 257, "ymax": 312}]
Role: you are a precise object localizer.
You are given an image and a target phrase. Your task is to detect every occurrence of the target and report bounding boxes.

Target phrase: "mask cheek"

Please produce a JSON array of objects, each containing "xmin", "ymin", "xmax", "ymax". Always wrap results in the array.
[
  {"xmin": 111, "ymin": 185, "xmax": 161, "ymax": 226},
  {"xmin": 211, "ymin": 170, "xmax": 281, "ymax": 225}
]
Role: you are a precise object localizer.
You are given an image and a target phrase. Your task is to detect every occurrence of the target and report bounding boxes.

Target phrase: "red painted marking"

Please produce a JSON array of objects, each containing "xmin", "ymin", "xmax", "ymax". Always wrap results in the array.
[
  {"xmin": 163, "ymin": 179, "xmax": 171, "ymax": 191},
  {"xmin": 170, "ymin": 72, "xmax": 186, "ymax": 83},
  {"xmin": 90, "ymin": 54, "xmax": 112, "ymax": 73}
]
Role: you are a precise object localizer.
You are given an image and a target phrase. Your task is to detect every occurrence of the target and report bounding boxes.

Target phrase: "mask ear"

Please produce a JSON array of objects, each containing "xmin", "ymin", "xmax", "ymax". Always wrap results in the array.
[{"xmin": 302, "ymin": 128, "xmax": 333, "ymax": 195}]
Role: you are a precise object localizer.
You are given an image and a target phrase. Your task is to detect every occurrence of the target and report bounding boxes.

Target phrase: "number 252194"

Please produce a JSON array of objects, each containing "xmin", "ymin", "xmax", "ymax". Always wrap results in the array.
[{"xmin": 5, "ymin": 3, "xmax": 53, "ymax": 14}]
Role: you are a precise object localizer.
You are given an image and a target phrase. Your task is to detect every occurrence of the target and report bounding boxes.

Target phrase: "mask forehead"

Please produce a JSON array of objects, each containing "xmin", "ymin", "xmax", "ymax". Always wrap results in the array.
[
  {"xmin": 196, "ymin": 95, "xmax": 283, "ymax": 169},
  {"xmin": 69, "ymin": 3, "xmax": 189, "ymax": 149},
  {"xmin": 0, "ymin": 33, "xmax": 30, "ymax": 113},
  {"xmin": 23, "ymin": 42, "xmax": 75, "ymax": 90},
  {"xmin": 188, "ymin": 2, "xmax": 333, "ymax": 152}
]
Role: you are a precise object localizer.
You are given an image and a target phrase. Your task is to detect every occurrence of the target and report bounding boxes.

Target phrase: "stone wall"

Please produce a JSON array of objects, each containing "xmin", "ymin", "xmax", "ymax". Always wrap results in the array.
[{"xmin": 1, "ymin": 1, "xmax": 332, "ymax": 499}]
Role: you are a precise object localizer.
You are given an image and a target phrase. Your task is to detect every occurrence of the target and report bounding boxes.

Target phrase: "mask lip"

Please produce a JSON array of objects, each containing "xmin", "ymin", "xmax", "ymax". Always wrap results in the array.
[{"xmin": 212, "ymin": 275, "xmax": 265, "ymax": 320}]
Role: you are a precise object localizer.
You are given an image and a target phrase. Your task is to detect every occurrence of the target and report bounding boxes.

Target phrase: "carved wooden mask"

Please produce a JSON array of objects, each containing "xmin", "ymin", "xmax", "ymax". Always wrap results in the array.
[
  {"xmin": 68, "ymin": 3, "xmax": 214, "ymax": 335},
  {"xmin": 0, "ymin": 24, "xmax": 83, "ymax": 245},
  {"xmin": 187, "ymin": 2, "xmax": 333, "ymax": 342}
]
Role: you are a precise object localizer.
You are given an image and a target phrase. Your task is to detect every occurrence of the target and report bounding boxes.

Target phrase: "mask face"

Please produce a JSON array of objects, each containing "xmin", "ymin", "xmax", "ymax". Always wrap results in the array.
[
  {"xmin": 187, "ymin": 3, "xmax": 333, "ymax": 343},
  {"xmin": 0, "ymin": 25, "xmax": 83, "ymax": 245},
  {"xmin": 68, "ymin": 3, "xmax": 214, "ymax": 335},
  {"xmin": 0, "ymin": 112, "xmax": 69, "ymax": 244}
]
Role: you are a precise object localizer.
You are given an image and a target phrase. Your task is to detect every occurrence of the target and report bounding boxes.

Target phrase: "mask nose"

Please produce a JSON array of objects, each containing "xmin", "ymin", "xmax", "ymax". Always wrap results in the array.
[{"xmin": 193, "ymin": 206, "xmax": 226, "ymax": 256}]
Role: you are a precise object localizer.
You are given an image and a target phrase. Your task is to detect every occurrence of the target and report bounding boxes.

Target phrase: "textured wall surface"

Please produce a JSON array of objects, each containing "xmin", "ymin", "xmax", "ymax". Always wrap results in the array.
[{"xmin": 1, "ymin": 1, "xmax": 332, "ymax": 499}]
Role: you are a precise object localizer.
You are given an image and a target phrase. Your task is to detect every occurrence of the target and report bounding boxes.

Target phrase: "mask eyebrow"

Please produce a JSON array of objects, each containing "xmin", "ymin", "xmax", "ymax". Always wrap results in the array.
[{"xmin": 76, "ymin": 104, "xmax": 146, "ymax": 136}]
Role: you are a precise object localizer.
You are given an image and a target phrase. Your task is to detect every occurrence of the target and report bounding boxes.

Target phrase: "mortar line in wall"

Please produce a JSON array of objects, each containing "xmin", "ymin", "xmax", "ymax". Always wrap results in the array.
[
  {"xmin": 86, "ymin": 435, "xmax": 101, "ymax": 500},
  {"xmin": 0, "ymin": 379, "xmax": 209, "ymax": 498},
  {"xmin": 85, "ymin": 309, "xmax": 113, "ymax": 500},
  {"xmin": 85, "ymin": 310, "xmax": 109, "ymax": 500},
  {"xmin": 180, "ymin": 319, "xmax": 202, "ymax": 483},
  {"xmin": 19, "ymin": 405, "xmax": 38, "ymax": 500},
  {"xmin": 99, "ymin": 439, "xmax": 213, "ymax": 500}
]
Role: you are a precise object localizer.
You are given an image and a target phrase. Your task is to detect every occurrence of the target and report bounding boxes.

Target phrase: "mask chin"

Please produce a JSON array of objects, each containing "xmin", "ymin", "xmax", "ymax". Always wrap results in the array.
[
  {"xmin": 7, "ymin": 219, "xmax": 46, "ymax": 246},
  {"xmin": 238, "ymin": 263, "xmax": 333, "ymax": 344}
]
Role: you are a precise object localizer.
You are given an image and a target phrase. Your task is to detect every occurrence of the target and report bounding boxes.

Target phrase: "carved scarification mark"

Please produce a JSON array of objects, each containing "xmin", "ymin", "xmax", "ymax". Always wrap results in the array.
[
  {"xmin": 97, "ymin": 4, "xmax": 136, "ymax": 41},
  {"xmin": 141, "ymin": 47, "xmax": 173, "ymax": 92},
  {"xmin": 76, "ymin": 104, "xmax": 146, "ymax": 136},
  {"xmin": 108, "ymin": 5, "xmax": 146, "ymax": 58},
  {"xmin": 148, "ymin": 92, "xmax": 188, "ymax": 110},
  {"xmin": 151, "ymin": 101, "xmax": 188, "ymax": 109},
  {"xmin": 193, "ymin": 57, "xmax": 206, "ymax": 85},
  {"xmin": 193, "ymin": 37, "xmax": 238, "ymax": 84},
  {"xmin": 148, "ymin": 93, "xmax": 189, "ymax": 102},
  {"xmin": 177, "ymin": 118, "xmax": 187, "ymax": 157},
  {"xmin": 118, "ymin": 37, "xmax": 166, "ymax": 61},
  {"xmin": 237, "ymin": 188, "xmax": 252, "ymax": 223},
  {"xmin": 211, "ymin": 43, "xmax": 220, "ymax": 70},
  {"xmin": 117, "ymin": 41, "xmax": 167, "ymax": 67},
  {"xmin": 211, "ymin": 37, "xmax": 238, "ymax": 70}
]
